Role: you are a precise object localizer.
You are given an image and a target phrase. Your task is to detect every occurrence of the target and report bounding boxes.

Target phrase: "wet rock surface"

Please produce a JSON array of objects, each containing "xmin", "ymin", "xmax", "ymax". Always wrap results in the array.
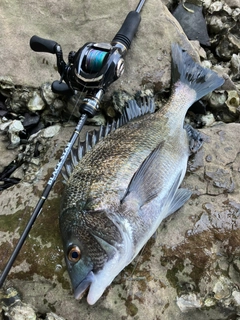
[
  {"xmin": 0, "ymin": 0, "xmax": 240, "ymax": 319},
  {"xmin": 0, "ymin": 122, "xmax": 240, "ymax": 320}
]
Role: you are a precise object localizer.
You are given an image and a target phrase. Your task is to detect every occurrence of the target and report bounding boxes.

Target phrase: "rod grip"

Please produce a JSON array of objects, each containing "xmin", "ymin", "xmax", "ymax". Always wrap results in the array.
[
  {"xmin": 112, "ymin": 11, "xmax": 141, "ymax": 49},
  {"xmin": 30, "ymin": 35, "xmax": 57, "ymax": 53}
]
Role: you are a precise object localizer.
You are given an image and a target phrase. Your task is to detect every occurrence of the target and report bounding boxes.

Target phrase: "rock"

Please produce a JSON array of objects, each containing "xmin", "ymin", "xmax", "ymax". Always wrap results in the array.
[
  {"xmin": 0, "ymin": 122, "xmax": 240, "ymax": 319},
  {"xmin": 172, "ymin": 2, "xmax": 210, "ymax": 46}
]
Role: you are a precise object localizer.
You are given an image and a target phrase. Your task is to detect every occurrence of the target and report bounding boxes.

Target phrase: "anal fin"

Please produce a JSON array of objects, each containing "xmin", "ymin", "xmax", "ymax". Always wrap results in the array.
[{"xmin": 165, "ymin": 188, "xmax": 192, "ymax": 218}]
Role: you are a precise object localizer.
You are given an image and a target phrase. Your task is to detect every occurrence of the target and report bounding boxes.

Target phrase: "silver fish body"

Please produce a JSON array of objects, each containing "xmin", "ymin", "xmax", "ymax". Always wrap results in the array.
[{"xmin": 59, "ymin": 44, "xmax": 224, "ymax": 305}]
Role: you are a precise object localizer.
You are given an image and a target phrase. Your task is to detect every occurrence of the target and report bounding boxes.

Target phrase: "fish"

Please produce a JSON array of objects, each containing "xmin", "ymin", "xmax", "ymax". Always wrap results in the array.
[{"xmin": 59, "ymin": 44, "xmax": 224, "ymax": 305}]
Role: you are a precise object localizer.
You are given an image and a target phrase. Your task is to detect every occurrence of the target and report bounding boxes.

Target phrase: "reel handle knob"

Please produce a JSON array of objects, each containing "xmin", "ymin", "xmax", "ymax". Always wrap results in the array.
[
  {"xmin": 51, "ymin": 81, "xmax": 73, "ymax": 95},
  {"xmin": 112, "ymin": 11, "xmax": 141, "ymax": 50},
  {"xmin": 30, "ymin": 35, "xmax": 58, "ymax": 54}
]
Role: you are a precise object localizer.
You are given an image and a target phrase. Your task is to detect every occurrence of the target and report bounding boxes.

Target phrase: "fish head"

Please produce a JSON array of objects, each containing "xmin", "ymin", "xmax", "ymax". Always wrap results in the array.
[{"xmin": 60, "ymin": 205, "xmax": 133, "ymax": 305}]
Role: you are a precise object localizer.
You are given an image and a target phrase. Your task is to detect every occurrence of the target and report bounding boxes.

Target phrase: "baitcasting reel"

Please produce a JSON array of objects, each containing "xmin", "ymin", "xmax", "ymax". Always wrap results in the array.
[{"xmin": 30, "ymin": 7, "xmax": 143, "ymax": 117}]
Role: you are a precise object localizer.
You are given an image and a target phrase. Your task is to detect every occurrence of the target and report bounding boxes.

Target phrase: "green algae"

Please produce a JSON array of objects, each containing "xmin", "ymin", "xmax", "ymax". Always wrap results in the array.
[
  {"xmin": 165, "ymin": 261, "xmax": 184, "ymax": 294},
  {"xmin": 125, "ymin": 299, "xmax": 138, "ymax": 317},
  {"xmin": 0, "ymin": 184, "xmax": 70, "ymax": 291}
]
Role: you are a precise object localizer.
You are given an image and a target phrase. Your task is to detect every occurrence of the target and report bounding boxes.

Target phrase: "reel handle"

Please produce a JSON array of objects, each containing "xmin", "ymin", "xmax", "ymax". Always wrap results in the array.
[
  {"xmin": 112, "ymin": 11, "xmax": 141, "ymax": 49},
  {"xmin": 30, "ymin": 35, "xmax": 58, "ymax": 54}
]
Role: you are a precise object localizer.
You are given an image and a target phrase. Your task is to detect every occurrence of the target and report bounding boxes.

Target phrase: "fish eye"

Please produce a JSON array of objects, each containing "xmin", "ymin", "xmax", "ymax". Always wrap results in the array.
[{"xmin": 67, "ymin": 245, "xmax": 81, "ymax": 262}]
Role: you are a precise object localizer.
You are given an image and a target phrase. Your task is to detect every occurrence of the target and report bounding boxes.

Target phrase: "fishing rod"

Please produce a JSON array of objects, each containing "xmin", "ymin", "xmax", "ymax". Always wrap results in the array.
[{"xmin": 0, "ymin": 0, "xmax": 146, "ymax": 288}]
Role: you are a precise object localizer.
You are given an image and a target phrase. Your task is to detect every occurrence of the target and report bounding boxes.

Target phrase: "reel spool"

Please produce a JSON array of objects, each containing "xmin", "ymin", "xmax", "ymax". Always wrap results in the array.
[{"xmin": 84, "ymin": 48, "xmax": 109, "ymax": 73}]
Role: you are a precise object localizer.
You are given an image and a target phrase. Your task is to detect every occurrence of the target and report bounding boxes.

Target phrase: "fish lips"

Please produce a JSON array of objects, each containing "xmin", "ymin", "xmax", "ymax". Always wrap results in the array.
[{"xmin": 74, "ymin": 270, "xmax": 95, "ymax": 300}]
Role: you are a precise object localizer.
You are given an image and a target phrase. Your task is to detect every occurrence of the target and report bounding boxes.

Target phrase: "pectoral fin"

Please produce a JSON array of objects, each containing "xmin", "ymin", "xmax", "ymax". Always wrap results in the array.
[
  {"xmin": 121, "ymin": 141, "xmax": 191, "ymax": 215},
  {"xmin": 121, "ymin": 142, "xmax": 165, "ymax": 206}
]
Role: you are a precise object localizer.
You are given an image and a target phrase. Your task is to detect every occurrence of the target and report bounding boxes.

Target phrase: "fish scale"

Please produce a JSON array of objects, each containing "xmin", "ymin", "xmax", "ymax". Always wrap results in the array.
[{"xmin": 59, "ymin": 44, "xmax": 224, "ymax": 305}]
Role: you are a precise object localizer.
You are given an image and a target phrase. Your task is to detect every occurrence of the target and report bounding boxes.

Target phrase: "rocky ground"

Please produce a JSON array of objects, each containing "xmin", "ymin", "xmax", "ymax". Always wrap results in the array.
[{"xmin": 0, "ymin": 0, "xmax": 240, "ymax": 319}]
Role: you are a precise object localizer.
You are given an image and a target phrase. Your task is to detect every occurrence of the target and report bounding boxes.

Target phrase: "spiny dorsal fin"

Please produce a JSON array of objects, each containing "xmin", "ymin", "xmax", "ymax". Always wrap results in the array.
[{"xmin": 61, "ymin": 96, "xmax": 155, "ymax": 182}]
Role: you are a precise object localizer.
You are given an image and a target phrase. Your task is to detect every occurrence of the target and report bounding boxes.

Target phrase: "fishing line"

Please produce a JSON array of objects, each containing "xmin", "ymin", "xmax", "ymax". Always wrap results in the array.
[{"xmin": 124, "ymin": 243, "xmax": 148, "ymax": 293}]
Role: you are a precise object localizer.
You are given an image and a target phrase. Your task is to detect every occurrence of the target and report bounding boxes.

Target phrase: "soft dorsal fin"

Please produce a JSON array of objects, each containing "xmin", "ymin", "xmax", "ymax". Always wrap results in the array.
[{"xmin": 61, "ymin": 96, "xmax": 155, "ymax": 181}]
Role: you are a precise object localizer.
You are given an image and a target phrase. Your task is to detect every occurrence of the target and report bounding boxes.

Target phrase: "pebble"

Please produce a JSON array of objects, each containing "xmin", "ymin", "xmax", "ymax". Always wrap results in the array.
[
  {"xmin": 8, "ymin": 120, "xmax": 24, "ymax": 148},
  {"xmin": 202, "ymin": 0, "xmax": 212, "ymax": 9},
  {"xmin": 201, "ymin": 112, "xmax": 216, "ymax": 127},
  {"xmin": 2, "ymin": 303, "xmax": 37, "ymax": 320},
  {"xmin": 0, "ymin": 119, "xmax": 12, "ymax": 131},
  {"xmin": 0, "ymin": 76, "xmax": 15, "ymax": 96},
  {"xmin": 232, "ymin": 291, "xmax": 240, "ymax": 306},
  {"xmin": 208, "ymin": 15, "xmax": 224, "ymax": 34},
  {"xmin": 41, "ymin": 82, "xmax": 58, "ymax": 106},
  {"xmin": 225, "ymin": 0, "xmax": 240, "ymax": 8},
  {"xmin": 222, "ymin": 3, "xmax": 232, "ymax": 15},
  {"xmin": 225, "ymin": 90, "xmax": 240, "ymax": 110},
  {"xmin": 176, "ymin": 293, "xmax": 202, "ymax": 312},
  {"xmin": 209, "ymin": 91, "xmax": 227, "ymax": 109},
  {"xmin": 230, "ymin": 53, "xmax": 240, "ymax": 78},
  {"xmin": 42, "ymin": 124, "xmax": 61, "ymax": 138},
  {"xmin": 208, "ymin": 1, "xmax": 223, "ymax": 14},
  {"xmin": 204, "ymin": 297, "xmax": 216, "ymax": 307},
  {"xmin": 27, "ymin": 91, "xmax": 45, "ymax": 112},
  {"xmin": 232, "ymin": 8, "xmax": 240, "ymax": 20},
  {"xmin": 201, "ymin": 60, "xmax": 212, "ymax": 69},
  {"xmin": 213, "ymin": 276, "xmax": 232, "ymax": 300},
  {"xmin": 46, "ymin": 312, "xmax": 66, "ymax": 320},
  {"xmin": 23, "ymin": 113, "xmax": 40, "ymax": 128}
]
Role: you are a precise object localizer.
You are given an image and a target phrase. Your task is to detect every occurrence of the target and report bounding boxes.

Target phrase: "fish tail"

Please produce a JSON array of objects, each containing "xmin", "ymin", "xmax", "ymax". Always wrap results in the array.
[{"xmin": 171, "ymin": 44, "xmax": 224, "ymax": 101}]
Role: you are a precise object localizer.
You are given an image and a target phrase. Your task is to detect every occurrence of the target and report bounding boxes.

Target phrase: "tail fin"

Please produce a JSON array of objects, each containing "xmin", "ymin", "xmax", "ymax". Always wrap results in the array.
[{"xmin": 171, "ymin": 44, "xmax": 224, "ymax": 101}]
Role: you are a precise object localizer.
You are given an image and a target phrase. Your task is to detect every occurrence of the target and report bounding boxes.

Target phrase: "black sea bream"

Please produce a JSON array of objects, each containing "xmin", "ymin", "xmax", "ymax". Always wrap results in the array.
[{"xmin": 59, "ymin": 44, "xmax": 224, "ymax": 305}]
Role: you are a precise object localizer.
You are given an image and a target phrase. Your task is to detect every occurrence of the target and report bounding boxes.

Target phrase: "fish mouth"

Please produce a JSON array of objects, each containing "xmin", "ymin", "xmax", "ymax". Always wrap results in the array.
[{"xmin": 74, "ymin": 271, "xmax": 95, "ymax": 300}]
